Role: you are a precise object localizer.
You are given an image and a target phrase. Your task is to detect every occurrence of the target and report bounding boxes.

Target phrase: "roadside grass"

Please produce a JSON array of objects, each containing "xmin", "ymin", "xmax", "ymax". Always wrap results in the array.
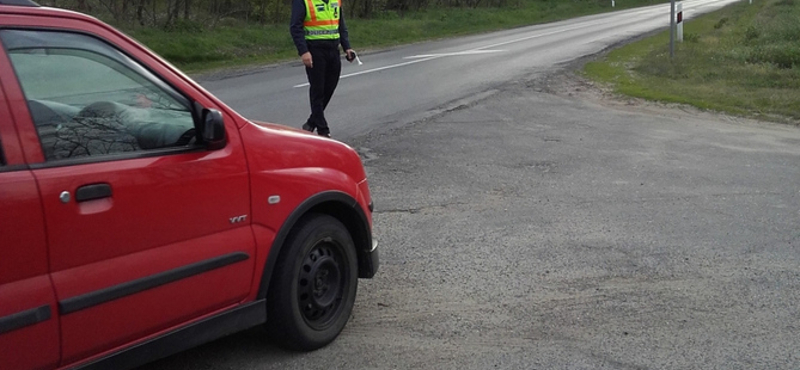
[
  {"xmin": 582, "ymin": 0, "xmax": 800, "ymax": 123},
  {"xmin": 129, "ymin": 24, "xmax": 298, "ymax": 71},
  {"xmin": 120, "ymin": 0, "xmax": 665, "ymax": 73}
]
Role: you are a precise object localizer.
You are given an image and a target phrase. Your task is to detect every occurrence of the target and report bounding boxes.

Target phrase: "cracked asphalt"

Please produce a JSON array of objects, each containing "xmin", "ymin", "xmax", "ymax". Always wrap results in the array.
[{"xmin": 139, "ymin": 71, "xmax": 800, "ymax": 370}]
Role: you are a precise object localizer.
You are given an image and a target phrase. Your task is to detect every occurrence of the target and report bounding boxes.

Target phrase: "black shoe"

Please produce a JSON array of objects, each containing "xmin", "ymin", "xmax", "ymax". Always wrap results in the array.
[
  {"xmin": 302, "ymin": 123, "xmax": 315, "ymax": 132},
  {"xmin": 318, "ymin": 132, "xmax": 331, "ymax": 138}
]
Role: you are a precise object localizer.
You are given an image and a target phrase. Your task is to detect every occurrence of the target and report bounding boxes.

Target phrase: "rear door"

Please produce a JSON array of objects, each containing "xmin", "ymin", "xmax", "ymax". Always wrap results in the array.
[
  {"xmin": 0, "ymin": 71, "xmax": 59, "ymax": 370},
  {"xmin": 0, "ymin": 25, "xmax": 255, "ymax": 365}
]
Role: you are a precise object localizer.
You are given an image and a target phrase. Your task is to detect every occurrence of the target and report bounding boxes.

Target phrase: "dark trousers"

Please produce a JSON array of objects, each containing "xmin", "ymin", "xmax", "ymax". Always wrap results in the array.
[{"xmin": 305, "ymin": 41, "xmax": 341, "ymax": 135}]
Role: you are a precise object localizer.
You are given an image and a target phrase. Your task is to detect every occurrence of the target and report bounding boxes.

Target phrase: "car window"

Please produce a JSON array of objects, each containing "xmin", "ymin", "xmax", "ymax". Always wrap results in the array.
[{"xmin": 0, "ymin": 30, "xmax": 195, "ymax": 161}]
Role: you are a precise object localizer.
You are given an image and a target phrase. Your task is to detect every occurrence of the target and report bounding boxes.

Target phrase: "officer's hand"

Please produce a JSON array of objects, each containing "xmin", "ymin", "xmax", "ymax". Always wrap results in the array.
[
  {"xmin": 301, "ymin": 52, "xmax": 313, "ymax": 68},
  {"xmin": 345, "ymin": 49, "xmax": 355, "ymax": 63}
]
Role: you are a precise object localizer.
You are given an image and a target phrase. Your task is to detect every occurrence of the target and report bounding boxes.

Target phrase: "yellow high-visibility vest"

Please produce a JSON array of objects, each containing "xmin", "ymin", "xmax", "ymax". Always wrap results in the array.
[{"xmin": 303, "ymin": 0, "xmax": 340, "ymax": 40}]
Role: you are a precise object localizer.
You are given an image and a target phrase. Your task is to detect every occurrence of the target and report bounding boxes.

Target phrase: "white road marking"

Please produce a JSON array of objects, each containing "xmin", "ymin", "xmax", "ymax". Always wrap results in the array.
[
  {"xmin": 293, "ymin": 56, "xmax": 438, "ymax": 88},
  {"xmin": 404, "ymin": 49, "xmax": 505, "ymax": 59}
]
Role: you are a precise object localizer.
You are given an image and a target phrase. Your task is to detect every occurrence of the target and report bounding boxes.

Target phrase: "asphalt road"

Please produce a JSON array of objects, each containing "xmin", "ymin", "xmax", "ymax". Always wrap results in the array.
[
  {"xmin": 139, "ymin": 1, "xmax": 800, "ymax": 369},
  {"xmin": 197, "ymin": 0, "xmax": 740, "ymax": 139}
]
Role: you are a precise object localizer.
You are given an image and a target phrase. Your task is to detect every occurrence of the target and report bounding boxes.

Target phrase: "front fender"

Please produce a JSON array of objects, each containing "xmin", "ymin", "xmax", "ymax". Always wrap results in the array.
[{"xmin": 255, "ymin": 191, "xmax": 376, "ymax": 301}]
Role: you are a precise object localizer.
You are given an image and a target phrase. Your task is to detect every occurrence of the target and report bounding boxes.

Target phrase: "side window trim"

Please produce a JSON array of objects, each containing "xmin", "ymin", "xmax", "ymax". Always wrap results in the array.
[
  {"xmin": 26, "ymin": 145, "xmax": 205, "ymax": 170},
  {"xmin": 0, "ymin": 164, "xmax": 32, "ymax": 173}
]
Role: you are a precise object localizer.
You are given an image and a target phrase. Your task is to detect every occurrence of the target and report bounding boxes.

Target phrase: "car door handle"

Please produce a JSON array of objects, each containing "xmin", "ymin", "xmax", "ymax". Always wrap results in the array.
[{"xmin": 75, "ymin": 183, "xmax": 112, "ymax": 202}]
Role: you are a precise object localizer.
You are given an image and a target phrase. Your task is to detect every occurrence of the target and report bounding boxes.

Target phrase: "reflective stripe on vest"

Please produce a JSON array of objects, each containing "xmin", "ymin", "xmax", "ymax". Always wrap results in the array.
[
  {"xmin": 304, "ymin": 0, "xmax": 340, "ymax": 40},
  {"xmin": 307, "ymin": 29, "xmax": 339, "ymax": 36}
]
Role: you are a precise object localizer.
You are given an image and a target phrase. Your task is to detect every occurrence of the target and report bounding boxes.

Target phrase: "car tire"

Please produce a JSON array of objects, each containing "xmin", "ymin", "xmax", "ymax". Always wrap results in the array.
[{"xmin": 267, "ymin": 213, "xmax": 358, "ymax": 351}]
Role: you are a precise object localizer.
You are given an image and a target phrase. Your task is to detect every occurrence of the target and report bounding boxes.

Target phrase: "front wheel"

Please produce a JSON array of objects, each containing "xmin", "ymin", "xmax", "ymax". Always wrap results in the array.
[{"xmin": 267, "ymin": 213, "xmax": 358, "ymax": 351}]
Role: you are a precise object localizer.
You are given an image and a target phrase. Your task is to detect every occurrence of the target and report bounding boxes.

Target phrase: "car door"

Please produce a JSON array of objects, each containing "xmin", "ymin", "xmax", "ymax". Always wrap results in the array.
[
  {"xmin": 0, "ymin": 77, "xmax": 59, "ymax": 370},
  {"xmin": 0, "ymin": 27, "xmax": 255, "ymax": 365}
]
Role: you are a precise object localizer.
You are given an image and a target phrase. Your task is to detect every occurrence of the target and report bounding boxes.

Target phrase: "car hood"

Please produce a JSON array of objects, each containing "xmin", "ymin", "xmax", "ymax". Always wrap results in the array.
[{"xmin": 240, "ymin": 120, "xmax": 367, "ymax": 184}]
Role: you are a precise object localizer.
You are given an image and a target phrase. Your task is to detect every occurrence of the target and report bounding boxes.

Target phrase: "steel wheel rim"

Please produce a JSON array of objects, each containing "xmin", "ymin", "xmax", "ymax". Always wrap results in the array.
[{"xmin": 297, "ymin": 240, "xmax": 346, "ymax": 329}]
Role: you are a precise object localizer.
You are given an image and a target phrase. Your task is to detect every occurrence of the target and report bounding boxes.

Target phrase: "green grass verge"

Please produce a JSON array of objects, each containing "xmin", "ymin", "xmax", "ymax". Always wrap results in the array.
[
  {"xmin": 128, "ymin": 24, "xmax": 299, "ymax": 72},
  {"xmin": 582, "ymin": 0, "xmax": 800, "ymax": 123},
  {"xmin": 119, "ymin": 0, "xmax": 664, "ymax": 73}
]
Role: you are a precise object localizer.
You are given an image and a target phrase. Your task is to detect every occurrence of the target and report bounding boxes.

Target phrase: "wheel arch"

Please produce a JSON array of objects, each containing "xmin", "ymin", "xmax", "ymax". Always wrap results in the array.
[{"xmin": 256, "ymin": 191, "xmax": 374, "ymax": 300}]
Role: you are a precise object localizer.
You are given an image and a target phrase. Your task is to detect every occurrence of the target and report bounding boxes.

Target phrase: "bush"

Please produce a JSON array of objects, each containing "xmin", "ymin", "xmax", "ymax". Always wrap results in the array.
[
  {"xmin": 714, "ymin": 17, "xmax": 728, "ymax": 29},
  {"xmin": 744, "ymin": 25, "xmax": 760, "ymax": 41},
  {"xmin": 746, "ymin": 44, "xmax": 800, "ymax": 69}
]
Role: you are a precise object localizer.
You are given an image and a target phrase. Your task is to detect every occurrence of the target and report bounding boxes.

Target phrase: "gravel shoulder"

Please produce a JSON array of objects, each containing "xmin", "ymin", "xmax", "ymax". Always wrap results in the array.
[{"xmin": 346, "ymin": 66, "xmax": 800, "ymax": 370}]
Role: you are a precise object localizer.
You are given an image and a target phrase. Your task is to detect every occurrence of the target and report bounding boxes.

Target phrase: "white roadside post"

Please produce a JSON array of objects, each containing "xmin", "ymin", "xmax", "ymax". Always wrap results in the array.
[
  {"xmin": 677, "ymin": 2, "xmax": 684, "ymax": 42},
  {"xmin": 612, "ymin": 0, "xmax": 615, "ymax": 8}
]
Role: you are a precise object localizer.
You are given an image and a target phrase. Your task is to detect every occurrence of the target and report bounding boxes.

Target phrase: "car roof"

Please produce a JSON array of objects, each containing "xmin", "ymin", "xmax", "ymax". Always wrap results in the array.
[{"xmin": 0, "ymin": 0, "xmax": 40, "ymax": 6}]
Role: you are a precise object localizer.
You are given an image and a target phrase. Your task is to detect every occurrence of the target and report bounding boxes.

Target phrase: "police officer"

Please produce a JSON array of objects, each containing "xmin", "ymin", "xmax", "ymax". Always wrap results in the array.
[{"xmin": 290, "ymin": 0, "xmax": 355, "ymax": 138}]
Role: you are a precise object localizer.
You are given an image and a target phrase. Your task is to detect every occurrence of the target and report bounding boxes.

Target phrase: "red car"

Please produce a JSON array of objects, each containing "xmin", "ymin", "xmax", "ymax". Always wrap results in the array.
[{"xmin": 0, "ymin": 1, "xmax": 378, "ymax": 369}]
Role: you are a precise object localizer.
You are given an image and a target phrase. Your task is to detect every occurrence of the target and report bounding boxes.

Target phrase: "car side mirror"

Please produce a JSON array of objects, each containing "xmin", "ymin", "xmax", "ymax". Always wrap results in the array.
[{"xmin": 201, "ymin": 108, "xmax": 226, "ymax": 150}]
